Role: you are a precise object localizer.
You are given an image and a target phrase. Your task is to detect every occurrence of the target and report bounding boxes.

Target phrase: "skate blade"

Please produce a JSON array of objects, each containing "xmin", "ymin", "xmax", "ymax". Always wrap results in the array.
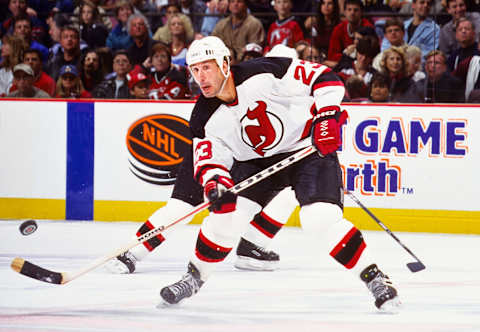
[
  {"xmin": 104, "ymin": 260, "xmax": 130, "ymax": 274},
  {"xmin": 234, "ymin": 256, "xmax": 278, "ymax": 271},
  {"xmin": 378, "ymin": 297, "xmax": 402, "ymax": 314}
]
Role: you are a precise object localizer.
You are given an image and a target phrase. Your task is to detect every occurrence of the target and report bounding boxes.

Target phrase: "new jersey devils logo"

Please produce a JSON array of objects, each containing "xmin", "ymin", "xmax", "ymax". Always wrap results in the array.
[{"xmin": 241, "ymin": 101, "xmax": 283, "ymax": 156}]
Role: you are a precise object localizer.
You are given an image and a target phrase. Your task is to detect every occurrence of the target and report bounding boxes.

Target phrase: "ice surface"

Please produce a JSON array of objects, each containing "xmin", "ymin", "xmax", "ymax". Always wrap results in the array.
[{"xmin": 1, "ymin": 219, "xmax": 480, "ymax": 332}]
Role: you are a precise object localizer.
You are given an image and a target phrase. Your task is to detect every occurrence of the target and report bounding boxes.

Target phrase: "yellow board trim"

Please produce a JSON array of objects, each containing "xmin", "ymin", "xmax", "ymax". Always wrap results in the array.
[
  {"xmin": 94, "ymin": 200, "xmax": 209, "ymax": 225},
  {"xmin": 1, "ymin": 198, "xmax": 480, "ymax": 234},
  {"xmin": 0, "ymin": 198, "xmax": 65, "ymax": 219}
]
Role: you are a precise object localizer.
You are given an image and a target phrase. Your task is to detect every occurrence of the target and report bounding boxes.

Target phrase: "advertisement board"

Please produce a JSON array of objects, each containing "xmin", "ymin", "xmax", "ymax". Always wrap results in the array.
[{"xmin": 0, "ymin": 99, "xmax": 478, "ymax": 233}]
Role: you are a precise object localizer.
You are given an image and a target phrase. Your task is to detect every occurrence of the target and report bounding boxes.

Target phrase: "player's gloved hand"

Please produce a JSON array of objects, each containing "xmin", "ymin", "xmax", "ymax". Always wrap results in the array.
[
  {"xmin": 204, "ymin": 175, "xmax": 237, "ymax": 214},
  {"xmin": 311, "ymin": 106, "xmax": 348, "ymax": 156}
]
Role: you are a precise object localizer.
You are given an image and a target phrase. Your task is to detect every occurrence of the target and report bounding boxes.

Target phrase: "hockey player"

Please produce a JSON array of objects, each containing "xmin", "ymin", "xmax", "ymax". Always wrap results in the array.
[
  {"xmin": 105, "ymin": 145, "xmax": 297, "ymax": 274},
  {"xmin": 159, "ymin": 36, "xmax": 401, "ymax": 311}
]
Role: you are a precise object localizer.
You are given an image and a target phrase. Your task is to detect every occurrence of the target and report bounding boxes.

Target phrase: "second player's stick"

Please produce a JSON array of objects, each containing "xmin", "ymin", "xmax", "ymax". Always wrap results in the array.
[
  {"xmin": 345, "ymin": 190, "xmax": 426, "ymax": 273},
  {"xmin": 11, "ymin": 146, "xmax": 317, "ymax": 285}
]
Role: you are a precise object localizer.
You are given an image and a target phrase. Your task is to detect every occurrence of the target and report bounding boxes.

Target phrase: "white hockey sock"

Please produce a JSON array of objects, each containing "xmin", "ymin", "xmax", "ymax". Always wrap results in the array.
[
  {"xmin": 241, "ymin": 188, "xmax": 297, "ymax": 248},
  {"xmin": 130, "ymin": 198, "xmax": 195, "ymax": 261}
]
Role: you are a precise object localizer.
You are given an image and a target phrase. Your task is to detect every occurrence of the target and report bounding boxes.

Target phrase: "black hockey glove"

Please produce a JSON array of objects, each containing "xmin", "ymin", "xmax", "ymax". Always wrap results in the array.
[{"xmin": 204, "ymin": 175, "xmax": 237, "ymax": 214}]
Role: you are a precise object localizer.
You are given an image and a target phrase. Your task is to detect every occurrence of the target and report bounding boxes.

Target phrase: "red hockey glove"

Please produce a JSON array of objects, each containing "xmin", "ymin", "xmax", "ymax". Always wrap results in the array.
[
  {"xmin": 311, "ymin": 106, "xmax": 348, "ymax": 156},
  {"xmin": 204, "ymin": 175, "xmax": 237, "ymax": 214}
]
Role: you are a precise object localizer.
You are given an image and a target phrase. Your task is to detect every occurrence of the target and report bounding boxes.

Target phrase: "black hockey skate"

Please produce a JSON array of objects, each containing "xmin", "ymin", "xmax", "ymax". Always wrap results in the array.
[
  {"xmin": 234, "ymin": 237, "xmax": 280, "ymax": 271},
  {"xmin": 104, "ymin": 250, "xmax": 137, "ymax": 274},
  {"xmin": 160, "ymin": 262, "xmax": 204, "ymax": 305},
  {"xmin": 360, "ymin": 264, "xmax": 401, "ymax": 311}
]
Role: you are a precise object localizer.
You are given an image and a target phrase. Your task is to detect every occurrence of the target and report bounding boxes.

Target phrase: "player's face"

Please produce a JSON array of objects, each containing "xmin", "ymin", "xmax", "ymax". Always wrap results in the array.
[{"xmin": 189, "ymin": 59, "xmax": 225, "ymax": 98}]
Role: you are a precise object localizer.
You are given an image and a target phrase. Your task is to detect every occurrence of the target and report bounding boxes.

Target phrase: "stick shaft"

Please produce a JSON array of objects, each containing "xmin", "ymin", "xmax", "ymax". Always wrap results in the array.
[
  {"xmin": 345, "ymin": 190, "xmax": 424, "ymax": 265},
  {"xmin": 16, "ymin": 146, "xmax": 316, "ymax": 284}
]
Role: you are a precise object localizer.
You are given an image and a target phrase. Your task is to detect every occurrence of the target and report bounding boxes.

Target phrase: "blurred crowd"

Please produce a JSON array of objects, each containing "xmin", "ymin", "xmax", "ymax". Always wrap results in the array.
[{"xmin": 0, "ymin": 0, "xmax": 479, "ymax": 103}]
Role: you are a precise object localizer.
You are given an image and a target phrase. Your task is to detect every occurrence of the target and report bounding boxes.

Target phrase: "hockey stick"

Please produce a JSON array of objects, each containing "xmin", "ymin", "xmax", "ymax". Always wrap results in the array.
[
  {"xmin": 344, "ymin": 190, "xmax": 426, "ymax": 273},
  {"xmin": 11, "ymin": 145, "xmax": 317, "ymax": 285}
]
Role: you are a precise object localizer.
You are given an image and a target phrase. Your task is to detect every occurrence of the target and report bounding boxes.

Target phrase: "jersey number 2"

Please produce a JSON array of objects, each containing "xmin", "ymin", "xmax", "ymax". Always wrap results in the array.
[{"xmin": 294, "ymin": 61, "xmax": 321, "ymax": 85}]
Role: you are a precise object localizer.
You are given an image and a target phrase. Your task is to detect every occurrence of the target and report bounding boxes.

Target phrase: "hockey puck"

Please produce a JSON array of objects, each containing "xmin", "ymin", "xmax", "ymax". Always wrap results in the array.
[{"xmin": 19, "ymin": 220, "xmax": 37, "ymax": 236}]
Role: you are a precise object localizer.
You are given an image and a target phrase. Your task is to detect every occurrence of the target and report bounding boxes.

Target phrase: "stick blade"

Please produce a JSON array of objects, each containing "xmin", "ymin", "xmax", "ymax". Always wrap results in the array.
[
  {"xmin": 407, "ymin": 261, "xmax": 426, "ymax": 272},
  {"xmin": 11, "ymin": 257, "xmax": 65, "ymax": 284}
]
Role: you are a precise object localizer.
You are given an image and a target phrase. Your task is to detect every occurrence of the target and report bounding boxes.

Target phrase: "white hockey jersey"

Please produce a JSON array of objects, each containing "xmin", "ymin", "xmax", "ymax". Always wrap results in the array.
[{"xmin": 190, "ymin": 57, "xmax": 345, "ymax": 186}]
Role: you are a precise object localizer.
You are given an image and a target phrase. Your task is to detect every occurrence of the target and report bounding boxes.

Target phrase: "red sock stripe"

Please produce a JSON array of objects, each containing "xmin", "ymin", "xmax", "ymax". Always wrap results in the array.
[
  {"xmin": 198, "ymin": 230, "xmax": 231, "ymax": 253},
  {"xmin": 250, "ymin": 220, "xmax": 274, "ymax": 238},
  {"xmin": 195, "ymin": 230, "xmax": 232, "ymax": 262},
  {"xmin": 329, "ymin": 226, "xmax": 366, "ymax": 269},
  {"xmin": 261, "ymin": 211, "xmax": 285, "ymax": 227},
  {"xmin": 250, "ymin": 211, "xmax": 284, "ymax": 238}
]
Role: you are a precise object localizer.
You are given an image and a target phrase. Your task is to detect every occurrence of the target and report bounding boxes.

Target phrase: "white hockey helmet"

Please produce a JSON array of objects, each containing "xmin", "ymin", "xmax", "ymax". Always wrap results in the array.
[{"xmin": 186, "ymin": 36, "xmax": 231, "ymax": 78}]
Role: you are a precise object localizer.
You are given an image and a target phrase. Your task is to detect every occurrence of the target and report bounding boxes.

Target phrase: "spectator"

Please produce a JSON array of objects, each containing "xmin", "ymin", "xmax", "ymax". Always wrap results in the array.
[
  {"xmin": 345, "ymin": 75, "xmax": 369, "ymax": 101},
  {"xmin": 106, "ymin": 0, "xmax": 134, "ymax": 51},
  {"xmin": 335, "ymin": 38, "xmax": 379, "ymax": 95},
  {"xmin": 0, "ymin": 34, "xmax": 27, "ymax": 96},
  {"xmin": 380, "ymin": 18, "xmax": 407, "ymax": 52},
  {"xmin": 405, "ymin": 45, "xmax": 425, "ymax": 82},
  {"xmin": 246, "ymin": 0, "xmax": 274, "ymax": 32},
  {"xmin": 201, "ymin": 0, "xmax": 228, "ymax": 37},
  {"xmin": 368, "ymin": 72, "xmax": 390, "ymax": 102},
  {"xmin": 1, "ymin": 0, "xmax": 45, "ymax": 41},
  {"xmin": 304, "ymin": 0, "xmax": 341, "ymax": 56},
  {"xmin": 384, "ymin": 0, "xmax": 440, "ymax": 60},
  {"xmin": 79, "ymin": 49, "xmax": 103, "ymax": 92},
  {"xmin": 143, "ymin": 42, "xmax": 190, "ymax": 99},
  {"xmin": 7, "ymin": 63, "xmax": 50, "ymax": 98},
  {"xmin": 27, "ymin": 1, "xmax": 74, "ymax": 45},
  {"xmin": 373, "ymin": 18, "xmax": 407, "ymax": 71},
  {"xmin": 71, "ymin": 0, "xmax": 112, "ymax": 30},
  {"xmin": 299, "ymin": 44, "xmax": 324, "ymax": 63},
  {"xmin": 55, "ymin": 64, "xmax": 91, "ymax": 98},
  {"xmin": 155, "ymin": 13, "xmax": 194, "ymax": 67},
  {"xmin": 379, "ymin": 46, "xmax": 416, "ymax": 102},
  {"xmin": 46, "ymin": 13, "xmax": 74, "ymax": 59},
  {"xmin": 408, "ymin": 50, "xmax": 464, "ymax": 103},
  {"xmin": 212, "ymin": 0, "xmax": 265, "ymax": 63},
  {"xmin": 126, "ymin": 13, "xmax": 157, "ymax": 66},
  {"xmin": 153, "ymin": 3, "xmax": 181, "ymax": 41},
  {"xmin": 9, "ymin": 49, "xmax": 55, "ymax": 96},
  {"xmin": 327, "ymin": 0, "xmax": 374, "ymax": 67},
  {"xmin": 447, "ymin": 17, "xmax": 480, "ymax": 72},
  {"xmin": 340, "ymin": 26, "xmax": 378, "ymax": 64},
  {"xmin": 264, "ymin": 0, "xmax": 304, "ymax": 54},
  {"xmin": 178, "ymin": 0, "xmax": 207, "ymax": 34},
  {"xmin": 127, "ymin": 67, "xmax": 150, "ymax": 99},
  {"xmin": 46, "ymin": 25, "xmax": 82, "ymax": 80},
  {"xmin": 241, "ymin": 43, "xmax": 263, "ymax": 62},
  {"xmin": 92, "ymin": 49, "xmax": 131, "ymax": 99},
  {"xmin": 12, "ymin": 14, "xmax": 49, "ymax": 63},
  {"xmin": 78, "ymin": 0, "xmax": 109, "ymax": 50},
  {"xmin": 440, "ymin": 0, "xmax": 480, "ymax": 60}
]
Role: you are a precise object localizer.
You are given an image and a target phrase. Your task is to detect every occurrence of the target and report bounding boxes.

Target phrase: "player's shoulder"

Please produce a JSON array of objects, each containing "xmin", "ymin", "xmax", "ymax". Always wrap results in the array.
[
  {"xmin": 189, "ymin": 96, "xmax": 223, "ymax": 139},
  {"xmin": 231, "ymin": 57, "xmax": 294, "ymax": 85}
]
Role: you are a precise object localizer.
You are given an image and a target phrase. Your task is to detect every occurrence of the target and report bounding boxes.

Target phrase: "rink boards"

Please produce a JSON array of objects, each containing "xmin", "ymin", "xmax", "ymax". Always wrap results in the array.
[{"xmin": 0, "ymin": 99, "xmax": 478, "ymax": 234}]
